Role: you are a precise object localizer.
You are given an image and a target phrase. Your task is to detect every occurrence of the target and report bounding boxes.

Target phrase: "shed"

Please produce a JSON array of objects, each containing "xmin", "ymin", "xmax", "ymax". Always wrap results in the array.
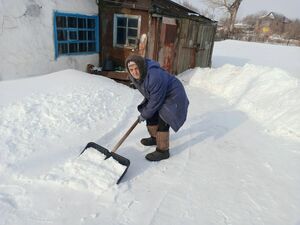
[{"xmin": 92, "ymin": 0, "xmax": 217, "ymax": 81}]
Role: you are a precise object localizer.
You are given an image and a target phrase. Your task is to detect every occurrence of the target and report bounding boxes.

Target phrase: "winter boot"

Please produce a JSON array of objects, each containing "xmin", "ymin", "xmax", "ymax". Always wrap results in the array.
[
  {"xmin": 145, "ymin": 131, "xmax": 170, "ymax": 161},
  {"xmin": 141, "ymin": 125, "xmax": 158, "ymax": 146}
]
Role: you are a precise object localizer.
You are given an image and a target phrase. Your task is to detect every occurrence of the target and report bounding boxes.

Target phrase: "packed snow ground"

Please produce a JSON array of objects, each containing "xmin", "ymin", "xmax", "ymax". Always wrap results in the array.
[{"xmin": 0, "ymin": 40, "xmax": 299, "ymax": 225}]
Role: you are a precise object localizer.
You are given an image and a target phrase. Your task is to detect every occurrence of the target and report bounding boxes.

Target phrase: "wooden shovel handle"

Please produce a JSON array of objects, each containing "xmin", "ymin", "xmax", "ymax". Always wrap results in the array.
[{"xmin": 111, "ymin": 118, "xmax": 139, "ymax": 153}]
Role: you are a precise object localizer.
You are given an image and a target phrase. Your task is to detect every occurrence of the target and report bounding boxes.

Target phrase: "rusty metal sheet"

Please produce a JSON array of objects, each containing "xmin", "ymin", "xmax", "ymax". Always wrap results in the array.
[{"xmin": 153, "ymin": 17, "xmax": 178, "ymax": 73}]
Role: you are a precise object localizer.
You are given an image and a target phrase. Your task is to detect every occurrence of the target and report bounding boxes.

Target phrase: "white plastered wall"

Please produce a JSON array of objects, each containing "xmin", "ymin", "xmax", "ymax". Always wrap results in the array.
[{"xmin": 0, "ymin": 0, "xmax": 99, "ymax": 80}]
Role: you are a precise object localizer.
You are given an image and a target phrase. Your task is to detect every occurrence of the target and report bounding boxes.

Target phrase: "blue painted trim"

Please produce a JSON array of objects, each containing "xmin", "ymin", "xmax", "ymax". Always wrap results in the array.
[
  {"xmin": 53, "ymin": 11, "xmax": 100, "ymax": 59},
  {"xmin": 95, "ymin": 14, "xmax": 100, "ymax": 53},
  {"xmin": 53, "ymin": 11, "xmax": 58, "ymax": 59}
]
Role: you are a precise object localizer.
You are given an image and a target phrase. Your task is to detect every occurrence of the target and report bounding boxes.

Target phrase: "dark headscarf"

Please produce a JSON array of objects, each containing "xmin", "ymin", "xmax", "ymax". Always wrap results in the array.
[{"xmin": 125, "ymin": 54, "xmax": 147, "ymax": 81}]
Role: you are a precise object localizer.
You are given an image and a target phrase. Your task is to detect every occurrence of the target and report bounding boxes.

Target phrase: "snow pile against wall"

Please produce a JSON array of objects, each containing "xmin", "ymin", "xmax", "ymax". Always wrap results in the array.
[
  {"xmin": 185, "ymin": 64, "xmax": 300, "ymax": 141},
  {"xmin": 0, "ymin": 0, "xmax": 98, "ymax": 81}
]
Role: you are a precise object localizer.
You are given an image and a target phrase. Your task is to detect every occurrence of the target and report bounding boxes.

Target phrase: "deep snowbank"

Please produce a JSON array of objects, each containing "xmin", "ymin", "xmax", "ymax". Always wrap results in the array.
[
  {"xmin": 0, "ymin": 70, "xmax": 136, "ymax": 170},
  {"xmin": 213, "ymin": 40, "xmax": 300, "ymax": 78},
  {"xmin": 182, "ymin": 64, "xmax": 300, "ymax": 141}
]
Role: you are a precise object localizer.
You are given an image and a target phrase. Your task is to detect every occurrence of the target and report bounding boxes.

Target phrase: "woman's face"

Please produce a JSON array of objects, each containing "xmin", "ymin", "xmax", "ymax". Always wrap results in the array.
[{"xmin": 128, "ymin": 63, "xmax": 141, "ymax": 80}]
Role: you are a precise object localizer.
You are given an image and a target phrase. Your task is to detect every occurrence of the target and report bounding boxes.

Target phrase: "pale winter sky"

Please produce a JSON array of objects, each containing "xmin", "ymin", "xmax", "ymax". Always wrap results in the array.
[{"xmin": 184, "ymin": 0, "xmax": 300, "ymax": 20}]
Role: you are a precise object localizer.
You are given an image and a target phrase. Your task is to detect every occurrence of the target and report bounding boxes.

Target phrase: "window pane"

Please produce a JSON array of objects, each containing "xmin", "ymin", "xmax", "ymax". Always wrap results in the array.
[
  {"xmin": 57, "ymin": 30, "xmax": 67, "ymax": 41},
  {"xmin": 78, "ymin": 18, "xmax": 86, "ymax": 28},
  {"xmin": 55, "ymin": 13, "xmax": 98, "ymax": 57},
  {"xmin": 58, "ymin": 43, "xmax": 68, "ymax": 54},
  {"xmin": 69, "ymin": 31, "xmax": 77, "ymax": 40},
  {"xmin": 128, "ymin": 28, "xmax": 137, "ymax": 37},
  {"xmin": 56, "ymin": 16, "xmax": 67, "ymax": 28},
  {"xmin": 88, "ymin": 42, "xmax": 96, "ymax": 51},
  {"xmin": 87, "ymin": 19, "xmax": 95, "ymax": 28},
  {"xmin": 69, "ymin": 43, "xmax": 78, "ymax": 53},
  {"xmin": 68, "ymin": 17, "xmax": 77, "ymax": 28},
  {"xmin": 117, "ymin": 17, "xmax": 127, "ymax": 27},
  {"xmin": 88, "ymin": 31, "xmax": 95, "ymax": 40},
  {"xmin": 79, "ymin": 31, "xmax": 87, "ymax": 40},
  {"xmin": 79, "ymin": 43, "xmax": 87, "ymax": 52},
  {"xmin": 128, "ymin": 38, "xmax": 137, "ymax": 45},
  {"xmin": 117, "ymin": 27, "xmax": 126, "ymax": 45},
  {"xmin": 128, "ymin": 18, "xmax": 138, "ymax": 28}
]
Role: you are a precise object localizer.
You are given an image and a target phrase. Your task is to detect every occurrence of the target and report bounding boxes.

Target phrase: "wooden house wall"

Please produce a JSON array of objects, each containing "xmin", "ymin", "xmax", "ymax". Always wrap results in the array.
[
  {"xmin": 99, "ymin": 3, "xmax": 149, "ymax": 68},
  {"xmin": 99, "ymin": 0, "xmax": 216, "ymax": 75},
  {"xmin": 196, "ymin": 24, "xmax": 216, "ymax": 67},
  {"xmin": 174, "ymin": 19, "xmax": 216, "ymax": 73}
]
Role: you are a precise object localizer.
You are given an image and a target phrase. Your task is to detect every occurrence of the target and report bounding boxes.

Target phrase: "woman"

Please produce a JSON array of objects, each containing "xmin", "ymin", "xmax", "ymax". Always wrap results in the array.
[{"xmin": 125, "ymin": 54, "xmax": 189, "ymax": 161}]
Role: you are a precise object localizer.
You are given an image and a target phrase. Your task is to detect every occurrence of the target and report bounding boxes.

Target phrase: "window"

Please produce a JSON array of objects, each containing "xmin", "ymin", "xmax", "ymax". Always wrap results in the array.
[
  {"xmin": 113, "ymin": 14, "xmax": 141, "ymax": 48},
  {"xmin": 54, "ymin": 12, "xmax": 99, "ymax": 58}
]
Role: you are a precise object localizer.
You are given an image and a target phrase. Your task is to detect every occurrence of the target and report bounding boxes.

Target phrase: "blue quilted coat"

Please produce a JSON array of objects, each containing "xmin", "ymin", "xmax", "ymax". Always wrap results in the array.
[{"xmin": 129, "ymin": 59, "xmax": 189, "ymax": 132}]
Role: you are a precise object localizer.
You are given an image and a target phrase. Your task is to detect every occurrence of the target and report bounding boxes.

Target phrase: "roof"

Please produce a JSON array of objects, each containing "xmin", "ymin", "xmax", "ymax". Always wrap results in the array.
[
  {"xmin": 101, "ymin": 0, "xmax": 215, "ymax": 24},
  {"xmin": 261, "ymin": 12, "xmax": 291, "ymax": 23},
  {"xmin": 151, "ymin": 0, "xmax": 215, "ymax": 23}
]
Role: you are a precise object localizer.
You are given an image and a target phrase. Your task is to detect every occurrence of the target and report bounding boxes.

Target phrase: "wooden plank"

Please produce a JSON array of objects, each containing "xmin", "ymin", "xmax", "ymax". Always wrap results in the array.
[{"xmin": 98, "ymin": 71, "xmax": 129, "ymax": 81}]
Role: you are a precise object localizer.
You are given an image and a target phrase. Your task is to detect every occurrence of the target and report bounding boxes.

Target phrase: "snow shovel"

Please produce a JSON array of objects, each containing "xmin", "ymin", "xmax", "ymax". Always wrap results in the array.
[{"xmin": 80, "ymin": 118, "xmax": 139, "ymax": 184}]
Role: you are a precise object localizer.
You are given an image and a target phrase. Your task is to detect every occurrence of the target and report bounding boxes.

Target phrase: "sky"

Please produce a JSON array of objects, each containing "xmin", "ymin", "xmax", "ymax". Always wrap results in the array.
[
  {"xmin": 0, "ymin": 40, "xmax": 299, "ymax": 225},
  {"xmin": 184, "ymin": 0, "xmax": 300, "ymax": 20}
]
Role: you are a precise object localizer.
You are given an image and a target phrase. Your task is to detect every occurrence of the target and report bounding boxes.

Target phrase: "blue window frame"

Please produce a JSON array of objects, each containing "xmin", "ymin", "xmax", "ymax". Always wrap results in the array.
[{"xmin": 54, "ymin": 12, "xmax": 99, "ymax": 58}]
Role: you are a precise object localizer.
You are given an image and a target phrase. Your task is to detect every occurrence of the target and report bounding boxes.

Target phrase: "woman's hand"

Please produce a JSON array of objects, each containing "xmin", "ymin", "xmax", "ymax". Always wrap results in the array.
[{"xmin": 138, "ymin": 115, "xmax": 145, "ymax": 123}]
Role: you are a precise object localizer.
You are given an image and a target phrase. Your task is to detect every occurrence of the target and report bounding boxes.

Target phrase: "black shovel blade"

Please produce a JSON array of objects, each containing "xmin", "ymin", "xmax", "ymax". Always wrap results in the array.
[{"xmin": 80, "ymin": 142, "xmax": 130, "ymax": 184}]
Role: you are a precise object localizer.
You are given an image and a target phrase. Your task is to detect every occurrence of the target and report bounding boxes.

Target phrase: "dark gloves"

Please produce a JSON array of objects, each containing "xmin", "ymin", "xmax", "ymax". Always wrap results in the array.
[
  {"xmin": 137, "ymin": 98, "xmax": 148, "ymax": 112},
  {"xmin": 138, "ymin": 114, "xmax": 146, "ymax": 123}
]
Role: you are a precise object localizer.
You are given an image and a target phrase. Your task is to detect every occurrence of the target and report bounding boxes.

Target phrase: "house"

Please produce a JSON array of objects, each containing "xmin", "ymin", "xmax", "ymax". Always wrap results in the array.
[
  {"xmin": 0, "ymin": 0, "xmax": 216, "ymax": 81},
  {"xmin": 0, "ymin": 0, "xmax": 100, "ymax": 81},
  {"xmin": 97, "ymin": 0, "xmax": 217, "ymax": 81},
  {"xmin": 0, "ymin": 0, "xmax": 99, "ymax": 80},
  {"xmin": 256, "ymin": 12, "xmax": 290, "ymax": 36}
]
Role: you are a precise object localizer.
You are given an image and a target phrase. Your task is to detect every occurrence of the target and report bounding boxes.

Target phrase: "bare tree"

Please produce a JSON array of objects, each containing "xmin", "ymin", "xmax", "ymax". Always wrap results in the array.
[{"xmin": 204, "ymin": 0, "xmax": 243, "ymax": 35}]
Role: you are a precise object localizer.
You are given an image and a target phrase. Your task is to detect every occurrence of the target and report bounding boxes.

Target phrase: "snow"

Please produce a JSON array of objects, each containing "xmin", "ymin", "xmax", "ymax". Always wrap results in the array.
[
  {"xmin": 183, "ymin": 64, "xmax": 300, "ymax": 141},
  {"xmin": 37, "ymin": 147, "xmax": 127, "ymax": 195},
  {"xmin": 0, "ymin": 40, "xmax": 300, "ymax": 225},
  {"xmin": 213, "ymin": 40, "xmax": 300, "ymax": 78}
]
